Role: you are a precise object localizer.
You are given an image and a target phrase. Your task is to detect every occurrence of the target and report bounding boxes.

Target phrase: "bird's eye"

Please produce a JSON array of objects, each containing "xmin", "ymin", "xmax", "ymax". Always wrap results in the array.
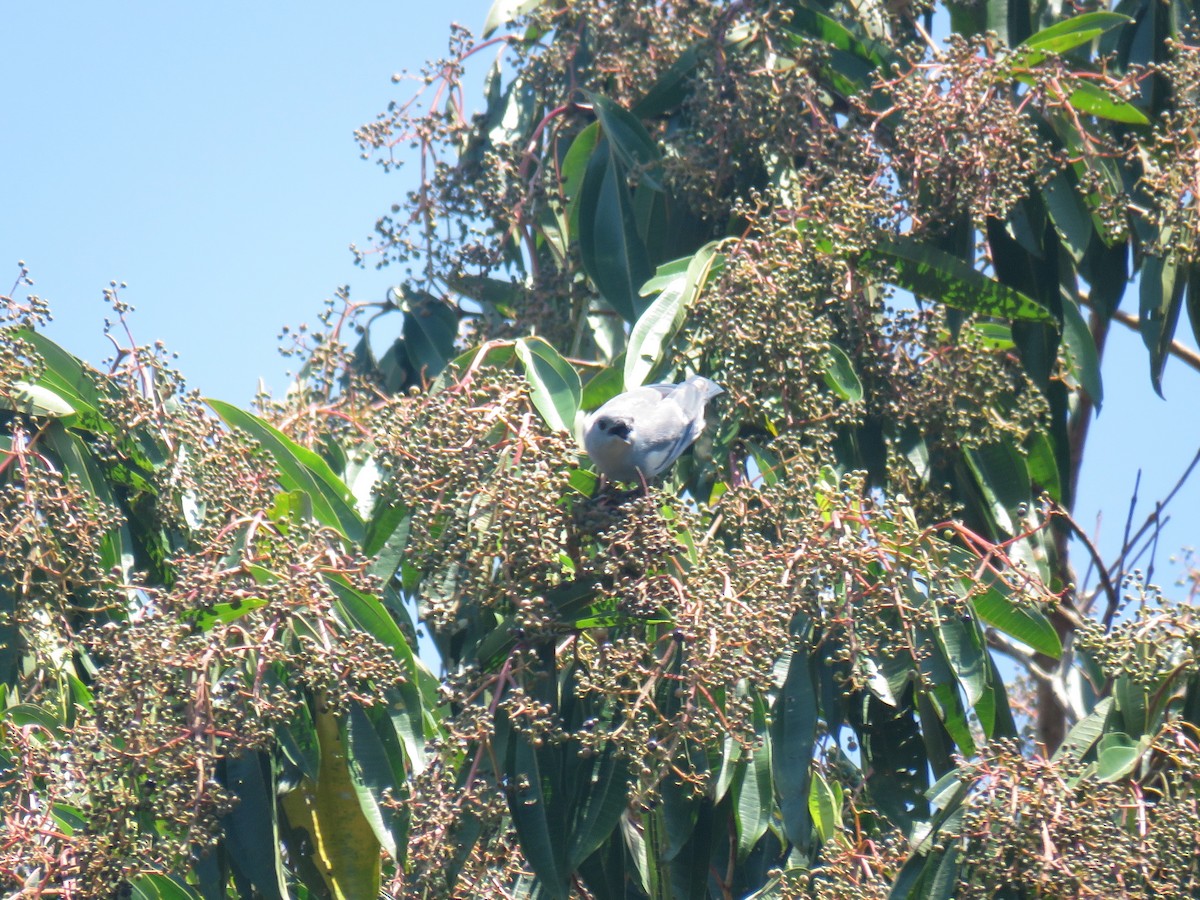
[{"xmin": 605, "ymin": 419, "xmax": 631, "ymax": 440}]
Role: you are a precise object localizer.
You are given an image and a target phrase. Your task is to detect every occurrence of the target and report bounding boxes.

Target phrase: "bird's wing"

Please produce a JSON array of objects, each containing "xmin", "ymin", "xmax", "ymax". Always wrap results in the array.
[{"xmin": 636, "ymin": 395, "xmax": 703, "ymax": 477}]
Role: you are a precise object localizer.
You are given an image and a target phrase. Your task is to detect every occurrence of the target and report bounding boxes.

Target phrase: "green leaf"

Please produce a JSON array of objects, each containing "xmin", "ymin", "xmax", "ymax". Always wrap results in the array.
[
  {"xmin": 625, "ymin": 243, "xmax": 721, "ymax": 389},
  {"xmin": 207, "ymin": 399, "xmax": 364, "ymax": 544},
  {"xmin": 1042, "ymin": 170, "xmax": 1094, "ymax": 263},
  {"xmin": 580, "ymin": 363, "xmax": 625, "ymax": 412},
  {"xmin": 1062, "ymin": 80, "xmax": 1150, "ymax": 124},
  {"xmin": 807, "ymin": 771, "xmax": 843, "ymax": 844},
  {"xmin": 326, "ymin": 576, "xmax": 427, "ymax": 772},
  {"xmin": 515, "ymin": 336, "xmax": 582, "ymax": 433},
  {"xmin": 1139, "ymin": 250, "xmax": 1186, "ymax": 397},
  {"xmin": 346, "ymin": 702, "xmax": 406, "ymax": 860},
  {"xmin": 1061, "ymin": 295, "xmax": 1103, "ymax": 407},
  {"xmin": 2, "ymin": 381, "xmax": 75, "ymax": 417},
  {"xmin": 189, "ymin": 596, "xmax": 269, "ymax": 631},
  {"xmin": 948, "ymin": 546, "xmax": 1061, "ymax": 658},
  {"xmin": 969, "ymin": 585, "xmax": 1062, "ymax": 659},
  {"xmin": 506, "ymin": 729, "xmax": 569, "ymax": 899},
  {"xmin": 578, "ymin": 138, "xmax": 653, "ymax": 322},
  {"xmin": 871, "ymin": 236, "xmax": 1055, "ymax": 323},
  {"xmin": 221, "ymin": 752, "xmax": 289, "ymax": 900},
  {"xmin": 1014, "ymin": 12, "xmax": 1133, "ymax": 63},
  {"xmin": 1054, "ymin": 697, "xmax": 1114, "ymax": 762},
  {"xmin": 822, "ymin": 344, "xmax": 863, "ymax": 402},
  {"xmin": 733, "ymin": 691, "xmax": 772, "ymax": 859},
  {"xmin": 482, "ymin": 0, "xmax": 546, "ymax": 37},
  {"xmin": 1096, "ymin": 732, "xmax": 1150, "ymax": 782},
  {"xmin": 401, "ymin": 289, "xmax": 460, "ymax": 385},
  {"xmin": 587, "ymin": 93, "xmax": 663, "ymax": 189},
  {"xmin": 771, "ymin": 636, "xmax": 817, "ymax": 849},
  {"xmin": 11, "ymin": 328, "xmax": 106, "ymax": 420},
  {"xmin": 1186, "ymin": 264, "xmax": 1200, "ymax": 353},
  {"xmin": 783, "ymin": 6, "xmax": 894, "ymax": 70},
  {"xmin": 562, "ymin": 121, "xmax": 602, "ymax": 241},
  {"xmin": 129, "ymin": 874, "xmax": 201, "ymax": 900},
  {"xmin": 933, "ymin": 612, "xmax": 986, "ymax": 710},
  {"xmin": 964, "ymin": 441, "xmax": 1032, "ymax": 537},
  {"xmin": 631, "ymin": 44, "xmax": 704, "ymax": 117},
  {"xmin": 566, "ymin": 747, "xmax": 633, "ymax": 868}
]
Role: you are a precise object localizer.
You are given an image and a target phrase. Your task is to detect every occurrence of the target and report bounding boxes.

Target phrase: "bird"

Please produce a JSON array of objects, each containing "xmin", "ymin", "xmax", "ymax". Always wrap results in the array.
[{"xmin": 582, "ymin": 375, "xmax": 724, "ymax": 486}]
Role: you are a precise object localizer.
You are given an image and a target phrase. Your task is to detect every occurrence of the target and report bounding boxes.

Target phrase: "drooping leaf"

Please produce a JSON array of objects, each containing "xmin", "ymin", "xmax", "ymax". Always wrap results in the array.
[
  {"xmin": 1014, "ymin": 12, "xmax": 1133, "ymax": 65},
  {"xmin": 625, "ymin": 243, "xmax": 721, "ymax": 388},
  {"xmin": 587, "ymin": 92, "xmax": 663, "ymax": 189},
  {"xmin": 578, "ymin": 138, "xmax": 654, "ymax": 322},
  {"xmin": 871, "ymin": 236, "xmax": 1056, "ymax": 323},
  {"xmin": 822, "ymin": 344, "xmax": 864, "ymax": 402},
  {"xmin": 1061, "ymin": 295, "xmax": 1103, "ymax": 407},
  {"xmin": 346, "ymin": 702, "xmax": 407, "ymax": 860},
  {"xmin": 515, "ymin": 336, "xmax": 582, "ymax": 433},
  {"xmin": 220, "ymin": 752, "xmax": 289, "ymax": 900},
  {"xmin": 1, "ymin": 382, "xmax": 75, "ymax": 417},
  {"xmin": 207, "ymin": 399, "xmax": 364, "ymax": 544},
  {"xmin": 401, "ymin": 289, "xmax": 460, "ymax": 386},
  {"xmin": 482, "ymin": 0, "xmax": 547, "ymax": 37},
  {"xmin": 771, "ymin": 633, "xmax": 817, "ymax": 850},
  {"xmin": 1139, "ymin": 249, "xmax": 1186, "ymax": 396}
]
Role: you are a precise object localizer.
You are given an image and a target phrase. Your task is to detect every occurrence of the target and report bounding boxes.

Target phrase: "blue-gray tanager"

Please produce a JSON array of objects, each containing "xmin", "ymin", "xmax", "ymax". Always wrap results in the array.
[{"xmin": 582, "ymin": 375, "xmax": 724, "ymax": 484}]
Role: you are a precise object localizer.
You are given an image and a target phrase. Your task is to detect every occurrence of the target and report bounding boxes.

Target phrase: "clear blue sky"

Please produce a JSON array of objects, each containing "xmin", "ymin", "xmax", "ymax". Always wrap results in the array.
[{"xmin": 3, "ymin": 1, "xmax": 1196, "ymax": 589}]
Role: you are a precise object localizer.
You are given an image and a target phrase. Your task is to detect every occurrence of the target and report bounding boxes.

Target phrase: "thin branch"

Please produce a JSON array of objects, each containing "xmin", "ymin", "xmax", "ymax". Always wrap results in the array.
[{"xmin": 1058, "ymin": 507, "xmax": 1119, "ymax": 619}]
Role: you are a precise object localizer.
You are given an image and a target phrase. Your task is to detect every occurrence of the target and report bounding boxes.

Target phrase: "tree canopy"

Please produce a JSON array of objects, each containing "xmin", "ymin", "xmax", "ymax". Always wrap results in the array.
[{"xmin": 3, "ymin": 0, "xmax": 1200, "ymax": 897}]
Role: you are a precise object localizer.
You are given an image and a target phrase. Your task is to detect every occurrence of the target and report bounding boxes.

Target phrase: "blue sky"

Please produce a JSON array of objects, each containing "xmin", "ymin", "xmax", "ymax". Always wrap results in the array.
[{"xmin": 3, "ymin": 1, "xmax": 1196, "ymax": 591}]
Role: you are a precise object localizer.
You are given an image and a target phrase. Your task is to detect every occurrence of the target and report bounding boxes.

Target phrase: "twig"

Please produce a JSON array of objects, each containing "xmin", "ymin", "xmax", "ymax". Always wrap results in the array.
[{"xmin": 1057, "ymin": 508, "xmax": 1118, "ymax": 618}]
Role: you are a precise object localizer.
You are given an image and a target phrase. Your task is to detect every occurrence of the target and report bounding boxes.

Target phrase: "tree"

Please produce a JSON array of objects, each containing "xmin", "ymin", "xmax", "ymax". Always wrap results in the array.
[{"xmin": 3, "ymin": 0, "xmax": 1200, "ymax": 896}]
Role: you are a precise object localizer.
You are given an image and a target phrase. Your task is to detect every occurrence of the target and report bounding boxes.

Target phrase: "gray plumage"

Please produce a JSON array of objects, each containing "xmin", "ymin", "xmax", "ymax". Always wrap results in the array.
[{"xmin": 582, "ymin": 375, "xmax": 724, "ymax": 483}]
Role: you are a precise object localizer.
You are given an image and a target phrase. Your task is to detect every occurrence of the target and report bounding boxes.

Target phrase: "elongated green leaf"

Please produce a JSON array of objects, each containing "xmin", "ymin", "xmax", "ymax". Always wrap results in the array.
[
  {"xmin": 221, "ymin": 752, "xmax": 288, "ymax": 900},
  {"xmin": 578, "ymin": 138, "xmax": 653, "ymax": 322},
  {"xmin": 580, "ymin": 363, "xmax": 625, "ymax": 412},
  {"xmin": 346, "ymin": 702, "xmax": 405, "ymax": 859},
  {"xmin": 734, "ymin": 691, "xmax": 772, "ymax": 859},
  {"xmin": 1061, "ymin": 295, "xmax": 1103, "ymax": 406},
  {"xmin": 2, "ymin": 381, "xmax": 75, "ymax": 417},
  {"xmin": 964, "ymin": 440, "xmax": 1032, "ymax": 537},
  {"xmin": 771, "ymin": 638, "xmax": 817, "ymax": 849},
  {"xmin": 515, "ymin": 336, "xmax": 581, "ymax": 433},
  {"xmin": 566, "ymin": 748, "xmax": 633, "ymax": 868},
  {"xmin": 402, "ymin": 289, "xmax": 460, "ymax": 385},
  {"xmin": 1096, "ymin": 732, "xmax": 1150, "ymax": 782},
  {"xmin": 507, "ymin": 730, "xmax": 569, "ymax": 899},
  {"xmin": 129, "ymin": 874, "xmax": 201, "ymax": 900},
  {"xmin": 12, "ymin": 328, "xmax": 106, "ymax": 419},
  {"xmin": 588, "ymin": 93, "xmax": 663, "ymax": 189},
  {"xmin": 783, "ymin": 6, "xmax": 894, "ymax": 69},
  {"xmin": 1054, "ymin": 697, "xmax": 1114, "ymax": 762},
  {"xmin": 632, "ymin": 44, "xmax": 703, "ymax": 117},
  {"xmin": 822, "ymin": 344, "xmax": 863, "ymax": 402},
  {"xmin": 482, "ymin": 0, "xmax": 546, "ymax": 37},
  {"xmin": 1139, "ymin": 250, "xmax": 1186, "ymax": 397},
  {"xmin": 807, "ymin": 771, "xmax": 842, "ymax": 844},
  {"xmin": 625, "ymin": 243, "xmax": 720, "ymax": 388},
  {"xmin": 1015, "ymin": 12, "xmax": 1132, "ymax": 63},
  {"xmin": 208, "ymin": 399, "xmax": 364, "ymax": 544},
  {"xmin": 1042, "ymin": 171, "xmax": 1093, "ymax": 263},
  {"xmin": 326, "ymin": 576, "xmax": 427, "ymax": 772},
  {"xmin": 933, "ymin": 612, "xmax": 986, "ymax": 709},
  {"xmin": 871, "ymin": 236, "xmax": 1055, "ymax": 323},
  {"xmin": 1063, "ymin": 80, "xmax": 1150, "ymax": 124},
  {"xmin": 970, "ymin": 588, "xmax": 1062, "ymax": 659}
]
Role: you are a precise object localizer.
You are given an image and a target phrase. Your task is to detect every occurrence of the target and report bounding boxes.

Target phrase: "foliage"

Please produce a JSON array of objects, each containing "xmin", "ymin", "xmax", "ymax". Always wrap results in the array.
[{"xmin": 4, "ymin": 0, "xmax": 1200, "ymax": 896}]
